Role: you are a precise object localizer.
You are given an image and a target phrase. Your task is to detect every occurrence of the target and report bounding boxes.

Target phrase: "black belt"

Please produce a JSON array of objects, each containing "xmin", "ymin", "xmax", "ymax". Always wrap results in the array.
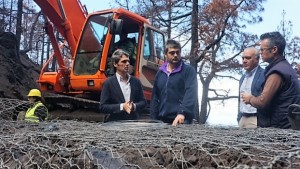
[{"xmin": 241, "ymin": 112, "xmax": 257, "ymax": 117}]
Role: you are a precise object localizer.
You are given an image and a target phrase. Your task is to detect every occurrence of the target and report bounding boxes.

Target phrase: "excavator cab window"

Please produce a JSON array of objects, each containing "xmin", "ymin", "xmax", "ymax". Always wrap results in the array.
[
  {"xmin": 139, "ymin": 27, "xmax": 165, "ymax": 93},
  {"xmin": 143, "ymin": 28, "xmax": 165, "ymax": 64},
  {"xmin": 106, "ymin": 15, "xmax": 140, "ymax": 76},
  {"xmin": 74, "ymin": 13, "xmax": 112, "ymax": 75},
  {"xmin": 114, "ymin": 32, "xmax": 138, "ymax": 66}
]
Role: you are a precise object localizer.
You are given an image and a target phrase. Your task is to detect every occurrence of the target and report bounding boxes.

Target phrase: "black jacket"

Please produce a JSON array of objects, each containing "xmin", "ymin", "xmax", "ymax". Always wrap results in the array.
[
  {"xmin": 263, "ymin": 57, "xmax": 300, "ymax": 129},
  {"xmin": 150, "ymin": 61, "xmax": 198, "ymax": 123},
  {"xmin": 99, "ymin": 75, "xmax": 147, "ymax": 121}
]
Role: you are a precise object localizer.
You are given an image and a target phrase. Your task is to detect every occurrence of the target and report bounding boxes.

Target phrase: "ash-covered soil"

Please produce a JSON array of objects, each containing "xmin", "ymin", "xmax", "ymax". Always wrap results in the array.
[
  {"xmin": 0, "ymin": 119, "xmax": 300, "ymax": 169},
  {"xmin": 0, "ymin": 32, "xmax": 40, "ymax": 99}
]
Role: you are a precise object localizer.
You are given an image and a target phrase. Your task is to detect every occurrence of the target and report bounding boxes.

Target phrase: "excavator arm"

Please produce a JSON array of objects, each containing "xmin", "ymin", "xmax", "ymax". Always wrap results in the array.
[
  {"xmin": 33, "ymin": 0, "xmax": 87, "ymax": 56},
  {"xmin": 34, "ymin": 0, "xmax": 89, "ymax": 93}
]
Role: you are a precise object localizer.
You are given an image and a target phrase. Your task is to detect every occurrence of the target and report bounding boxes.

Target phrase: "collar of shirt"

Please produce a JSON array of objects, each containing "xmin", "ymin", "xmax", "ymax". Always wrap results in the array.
[
  {"xmin": 245, "ymin": 66, "xmax": 258, "ymax": 77},
  {"xmin": 160, "ymin": 60, "xmax": 183, "ymax": 74},
  {"xmin": 116, "ymin": 72, "xmax": 130, "ymax": 83}
]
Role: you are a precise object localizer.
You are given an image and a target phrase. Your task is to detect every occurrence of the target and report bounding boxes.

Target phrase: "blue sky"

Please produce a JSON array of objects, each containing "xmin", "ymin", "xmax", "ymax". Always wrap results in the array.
[
  {"xmin": 246, "ymin": 0, "xmax": 300, "ymax": 38},
  {"xmin": 83, "ymin": 0, "xmax": 111, "ymax": 12},
  {"xmin": 83, "ymin": 0, "xmax": 300, "ymax": 37}
]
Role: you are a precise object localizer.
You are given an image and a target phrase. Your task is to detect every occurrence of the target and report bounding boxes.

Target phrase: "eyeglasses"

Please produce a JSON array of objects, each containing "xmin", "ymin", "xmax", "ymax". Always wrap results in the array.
[{"xmin": 168, "ymin": 50, "xmax": 180, "ymax": 55}]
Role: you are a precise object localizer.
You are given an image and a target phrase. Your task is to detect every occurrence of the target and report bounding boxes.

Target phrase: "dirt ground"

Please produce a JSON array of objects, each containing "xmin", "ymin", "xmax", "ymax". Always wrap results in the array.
[{"xmin": 0, "ymin": 119, "xmax": 300, "ymax": 169}]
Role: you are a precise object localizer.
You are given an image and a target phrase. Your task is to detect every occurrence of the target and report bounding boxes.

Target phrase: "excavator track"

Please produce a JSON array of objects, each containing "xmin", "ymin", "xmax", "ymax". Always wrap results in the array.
[{"xmin": 44, "ymin": 94, "xmax": 107, "ymax": 122}]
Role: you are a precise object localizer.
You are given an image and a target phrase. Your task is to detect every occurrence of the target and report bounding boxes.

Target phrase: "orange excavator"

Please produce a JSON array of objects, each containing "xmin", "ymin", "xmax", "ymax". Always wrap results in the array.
[{"xmin": 33, "ymin": 0, "xmax": 165, "ymax": 121}]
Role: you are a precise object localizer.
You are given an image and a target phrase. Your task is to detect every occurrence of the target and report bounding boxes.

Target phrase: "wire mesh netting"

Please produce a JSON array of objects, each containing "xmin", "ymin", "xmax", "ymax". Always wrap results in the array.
[
  {"xmin": 1, "ymin": 98, "xmax": 300, "ymax": 169},
  {"xmin": 0, "ymin": 98, "xmax": 29, "ymax": 120}
]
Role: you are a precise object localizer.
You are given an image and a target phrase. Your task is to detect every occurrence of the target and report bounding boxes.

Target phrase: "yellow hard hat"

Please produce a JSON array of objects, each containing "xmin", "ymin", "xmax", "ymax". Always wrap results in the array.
[{"xmin": 27, "ymin": 89, "xmax": 41, "ymax": 97}]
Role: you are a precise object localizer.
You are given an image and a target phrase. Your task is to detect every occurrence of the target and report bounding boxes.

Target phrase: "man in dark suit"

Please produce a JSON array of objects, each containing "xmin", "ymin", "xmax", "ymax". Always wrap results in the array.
[
  {"xmin": 99, "ymin": 49, "xmax": 146, "ymax": 121},
  {"xmin": 237, "ymin": 47, "xmax": 265, "ymax": 128}
]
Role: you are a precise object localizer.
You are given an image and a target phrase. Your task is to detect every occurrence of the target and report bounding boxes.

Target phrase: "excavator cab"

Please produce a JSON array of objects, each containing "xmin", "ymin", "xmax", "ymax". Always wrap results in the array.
[
  {"xmin": 68, "ymin": 9, "xmax": 165, "ymax": 101},
  {"xmin": 73, "ymin": 14, "xmax": 110, "ymax": 76},
  {"xmin": 33, "ymin": 0, "xmax": 166, "ymax": 121},
  {"xmin": 38, "ymin": 7, "xmax": 165, "ymax": 102}
]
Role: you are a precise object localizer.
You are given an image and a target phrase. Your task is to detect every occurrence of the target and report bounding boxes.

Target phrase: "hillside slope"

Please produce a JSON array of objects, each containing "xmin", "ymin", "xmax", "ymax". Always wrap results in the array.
[{"xmin": 0, "ymin": 32, "xmax": 41, "ymax": 99}]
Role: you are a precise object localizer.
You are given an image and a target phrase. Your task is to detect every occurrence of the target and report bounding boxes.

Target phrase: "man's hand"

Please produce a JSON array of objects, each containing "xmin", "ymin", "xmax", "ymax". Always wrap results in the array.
[
  {"xmin": 123, "ymin": 101, "xmax": 133, "ymax": 114},
  {"xmin": 242, "ymin": 92, "xmax": 252, "ymax": 104},
  {"xmin": 172, "ymin": 114, "xmax": 185, "ymax": 126}
]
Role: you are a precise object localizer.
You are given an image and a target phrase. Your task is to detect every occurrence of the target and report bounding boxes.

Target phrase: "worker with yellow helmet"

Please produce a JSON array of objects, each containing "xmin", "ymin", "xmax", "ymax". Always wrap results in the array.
[{"xmin": 18, "ymin": 89, "xmax": 48, "ymax": 122}]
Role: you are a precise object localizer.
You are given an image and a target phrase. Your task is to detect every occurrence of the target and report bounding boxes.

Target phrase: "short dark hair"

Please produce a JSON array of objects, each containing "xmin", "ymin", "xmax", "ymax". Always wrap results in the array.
[
  {"xmin": 260, "ymin": 31, "xmax": 286, "ymax": 55},
  {"xmin": 111, "ymin": 49, "xmax": 129, "ymax": 64},
  {"xmin": 164, "ymin": 39, "xmax": 181, "ymax": 54}
]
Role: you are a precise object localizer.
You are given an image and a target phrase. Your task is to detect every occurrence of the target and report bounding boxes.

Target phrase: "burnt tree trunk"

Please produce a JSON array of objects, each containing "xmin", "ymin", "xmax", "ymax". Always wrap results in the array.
[
  {"xmin": 190, "ymin": 0, "xmax": 200, "ymax": 122},
  {"xmin": 15, "ymin": 0, "xmax": 23, "ymax": 58},
  {"xmin": 20, "ymin": 11, "xmax": 42, "ymax": 55},
  {"xmin": 199, "ymin": 82, "xmax": 209, "ymax": 124}
]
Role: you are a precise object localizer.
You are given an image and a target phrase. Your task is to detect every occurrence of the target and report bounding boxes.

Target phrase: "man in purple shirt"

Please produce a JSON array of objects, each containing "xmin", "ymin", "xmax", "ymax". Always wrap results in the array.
[{"xmin": 150, "ymin": 39, "xmax": 198, "ymax": 126}]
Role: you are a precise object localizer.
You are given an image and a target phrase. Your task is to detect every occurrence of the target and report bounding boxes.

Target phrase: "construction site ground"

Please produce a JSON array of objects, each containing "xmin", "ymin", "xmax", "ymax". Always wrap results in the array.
[
  {"xmin": 1, "ymin": 83, "xmax": 300, "ymax": 169},
  {"xmin": 0, "ymin": 115, "xmax": 300, "ymax": 169},
  {"xmin": 1, "ymin": 32, "xmax": 300, "ymax": 168}
]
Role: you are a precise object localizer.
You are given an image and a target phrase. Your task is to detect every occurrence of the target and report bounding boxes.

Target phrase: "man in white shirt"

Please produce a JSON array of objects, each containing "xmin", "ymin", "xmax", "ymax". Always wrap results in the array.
[
  {"xmin": 238, "ymin": 47, "xmax": 265, "ymax": 128},
  {"xmin": 99, "ymin": 49, "xmax": 146, "ymax": 121}
]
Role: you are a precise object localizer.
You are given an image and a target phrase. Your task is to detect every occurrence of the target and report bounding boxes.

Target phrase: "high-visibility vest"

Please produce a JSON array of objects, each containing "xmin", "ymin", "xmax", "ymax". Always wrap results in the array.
[{"xmin": 25, "ymin": 102, "xmax": 48, "ymax": 123}]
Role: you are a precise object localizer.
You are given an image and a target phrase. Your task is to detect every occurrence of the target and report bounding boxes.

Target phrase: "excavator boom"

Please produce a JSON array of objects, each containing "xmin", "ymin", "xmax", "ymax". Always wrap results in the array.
[{"xmin": 33, "ymin": 0, "xmax": 87, "ymax": 55}]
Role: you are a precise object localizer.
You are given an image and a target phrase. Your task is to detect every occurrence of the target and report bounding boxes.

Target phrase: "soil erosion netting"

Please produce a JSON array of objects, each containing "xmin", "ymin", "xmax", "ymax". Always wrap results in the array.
[{"xmin": 1, "ymin": 98, "xmax": 300, "ymax": 169}]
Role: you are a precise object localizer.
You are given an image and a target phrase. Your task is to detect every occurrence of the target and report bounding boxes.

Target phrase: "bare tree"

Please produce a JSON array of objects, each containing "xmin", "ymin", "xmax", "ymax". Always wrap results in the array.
[
  {"xmin": 277, "ymin": 10, "xmax": 300, "ymax": 64},
  {"xmin": 0, "ymin": 0, "xmax": 47, "ymax": 64},
  {"xmin": 20, "ymin": 11, "xmax": 42, "ymax": 55},
  {"xmin": 193, "ymin": 0, "xmax": 266, "ymax": 123},
  {"xmin": 113, "ymin": 0, "xmax": 192, "ymax": 40},
  {"xmin": 190, "ymin": 0, "xmax": 199, "ymax": 121},
  {"xmin": 15, "ymin": 0, "xmax": 23, "ymax": 55}
]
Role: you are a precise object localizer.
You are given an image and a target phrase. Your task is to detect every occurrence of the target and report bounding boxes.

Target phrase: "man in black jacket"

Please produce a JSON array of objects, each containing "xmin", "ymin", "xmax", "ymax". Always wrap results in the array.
[{"xmin": 99, "ymin": 49, "xmax": 146, "ymax": 121}]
